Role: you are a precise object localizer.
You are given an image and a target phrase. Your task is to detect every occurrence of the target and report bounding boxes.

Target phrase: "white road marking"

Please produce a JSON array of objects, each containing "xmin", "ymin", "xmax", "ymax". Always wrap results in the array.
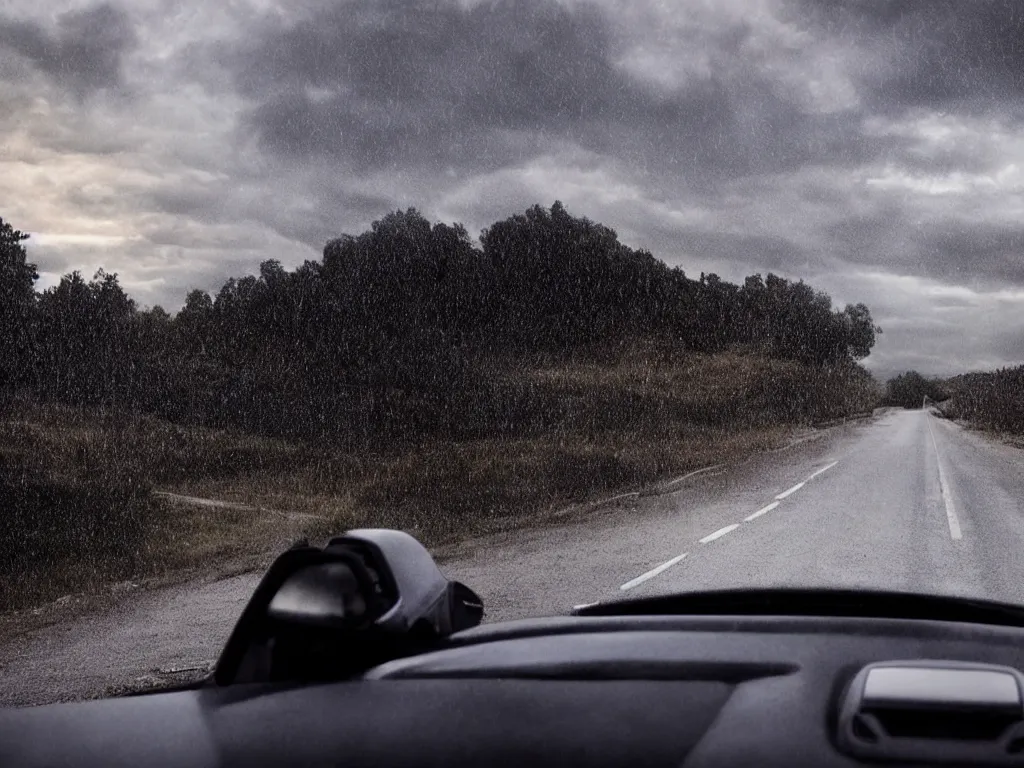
[
  {"xmin": 775, "ymin": 482, "xmax": 805, "ymax": 500},
  {"xmin": 766, "ymin": 461, "xmax": 838, "ymax": 503},
  {"xmin": 551, "ymin": 489, "xmax": 640, "ymax": 518},
  {"xmin": 601, "ymin": 490, "xmax": 641, "ymax": 505},
  {"xmin": 619, "ymin": 553, "xmax": 689, "ymax": 590},
  {"xmin": 153, "ymin": 491, "xmax": 326, "ymax": 521},
  {"xmin": 572, "ymin": 602, "xmax": 599, "ymax": 611},
  {"xmin": 661, "ymin": 463, "xmax": 728, "ymax": 490},
  {"xmin": 744, "ymin": 501, "xmax": 780, "ymax": 522},
  {"xmin": 926, "ymin": 413, "xmax": 962, "ymax": 540},
  {"xmin": 806, "ymin": 460, "xmax": 839, "ymax": 481},
  {"xmin": 699, "ymin": 523, "xmax": 740, "ymax": 544}
]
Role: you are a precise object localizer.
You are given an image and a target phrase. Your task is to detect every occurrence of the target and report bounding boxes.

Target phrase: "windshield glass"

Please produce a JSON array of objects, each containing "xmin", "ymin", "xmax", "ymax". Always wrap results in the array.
[{"xmin": 2, "ymin": 0, "xmax": 1023, "ymax": 705}]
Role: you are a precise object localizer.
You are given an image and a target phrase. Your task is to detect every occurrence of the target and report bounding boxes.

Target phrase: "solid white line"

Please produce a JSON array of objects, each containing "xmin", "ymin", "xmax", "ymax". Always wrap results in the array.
[
  {"xmin": 926, "ymin": 413, "xmax": 962, "ymax": 540},
  {"xmin": 745, "ymin": 501, "xmax": 780, "ymax": 522},
  {"xmin": 661, "ymin": 463, "xmax": 728, "ymax": 489},
  {"xmin": 775, "ymin": 482, "xmax": 805, "ymax": 500},
  {"xmin": 601, "ymin": 490, "xmax": 641, "ymax": 505},
  {"xmin": 552, "ymin": 488, "xmax": 641, "ymax": 518},
  {"xmin": 153, "ymin": 492, "xmax": 326, "ymax": 520},
  {"xmin": 619, "ymin": 553, "xmax": 688, "ymax": 591},
  {"xmin": 699, "ymin": 523, "xmax": 740, "ymax": 544},
  {"xmin": 806, "ymin": 460, "xmax": 839, "ymax": 481}
]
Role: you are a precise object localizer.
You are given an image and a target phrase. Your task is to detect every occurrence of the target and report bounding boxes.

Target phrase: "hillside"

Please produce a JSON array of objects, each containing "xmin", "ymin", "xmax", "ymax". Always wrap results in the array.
[
  {"xmin": 1, "ymin": 203, "xmax": 878, "ymax": 439},
  {"xmin": 0, "ymin": 203, "xmax": 882, "ymax": 610},
  {"xmin": 0, "ymin": 352, "xmax": 877, "ymax": 610}
]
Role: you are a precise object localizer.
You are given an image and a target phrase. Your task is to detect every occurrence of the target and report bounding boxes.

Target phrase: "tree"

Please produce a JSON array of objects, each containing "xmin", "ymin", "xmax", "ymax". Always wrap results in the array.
[
  {"xmin": 35, "ymin": 270, "xmax": 136, "ymax": 408},
  {"xmin": 943, "ymin": 366, "xmax": 1024, "ymax": 432},
  {"xmin": 842, "ymin": 303, "xmax": 880, "ymax": 361},
  {"xmin": 0, "ymin": 216, "xmax": 38, "ymax": 402},
  {"xmin": 480, "ymin": 201, "xmax": 675, "ymax": 354},
  {"xmin": 884, "ymin": 371, "xmax": 946, "ymax": 409}
]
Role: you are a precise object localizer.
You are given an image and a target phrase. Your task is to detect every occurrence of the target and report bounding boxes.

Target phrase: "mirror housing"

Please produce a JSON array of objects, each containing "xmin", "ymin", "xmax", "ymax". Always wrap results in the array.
[{"xmin": 214, "ymin": 528, "xmax": 484, "ymax": 686}]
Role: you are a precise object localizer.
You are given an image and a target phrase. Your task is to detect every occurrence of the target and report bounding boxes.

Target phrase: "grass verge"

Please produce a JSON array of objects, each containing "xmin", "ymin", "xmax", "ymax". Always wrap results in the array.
[{"xmin": 1, "ymin": 352, "xmax": 877, "ymax": 612}]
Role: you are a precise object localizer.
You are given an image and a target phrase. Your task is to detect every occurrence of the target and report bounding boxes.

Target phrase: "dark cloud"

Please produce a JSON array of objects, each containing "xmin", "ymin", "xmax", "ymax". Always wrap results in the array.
[
  {"xmin": 895, "ymin": 137, "xmax": 1001, "ymax": 176},
  {"xmin": 0, "ymin": 3, "xmax": 137, "ymax": 96},
  {"xmin": 800, "ymin": 0, "xmax": 1024, "ymax": 115},
  {"xmin": 265, "ymin": 188, "xmax": 398, "ymax": 250},
  {"xmin": 219, "ymin": 0, "xmax": 889, "ymax": 182},
  {"xmin": 995, "ymin": 330, "xmax": 1024, "ymax": 364},
  {"xmin": 824, "ymin": 207, "xmax": 910, "ymax": 262},
  {"xmin": 145, "ymin": 187, "xmax": 227, "ymax": 224},
  {"xmin": 824, "ymin": 208, "xmax": 1024, "ymax": 289},
  {"xmin": 925, "ymin": 294, "xmax": 980, "ymax": 310},
  {"xmin": 144, "ymin": 176, "xmax": 394, "ymax": 252},
  {"xmin": 659, "ymin": 228, "xmax": 812, "ymax": 276},
  {"xmin": 227, "ymin": 0, "xmax": 618, "ymax": 172},
  {"xmin": 922, "ymin": 224, "xmax": 1024, "ymax": 286}
]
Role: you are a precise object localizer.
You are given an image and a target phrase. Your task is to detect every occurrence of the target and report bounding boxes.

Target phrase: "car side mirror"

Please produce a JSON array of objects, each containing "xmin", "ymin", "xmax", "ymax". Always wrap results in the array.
[
  {"xmin": 213, "ymin": 529, "xmax": 484, "ymax": 686},
  {"xmin": 267, "ymin": 561, "xmax": 369, "ymax": 628}
]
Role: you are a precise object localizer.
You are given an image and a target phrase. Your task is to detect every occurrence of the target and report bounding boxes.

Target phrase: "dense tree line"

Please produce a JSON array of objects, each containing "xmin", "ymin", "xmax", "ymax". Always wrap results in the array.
[
  {"xmin": 943, "ymin": 367, "xmax": 1024, "ymax": 433},
  {"xmin": 883, "ymin": 371, "xmax": 948, "ymax": 409},
  {"xmin": 0, "ymin": 203, "xmax": 879, "ymax": 440}
]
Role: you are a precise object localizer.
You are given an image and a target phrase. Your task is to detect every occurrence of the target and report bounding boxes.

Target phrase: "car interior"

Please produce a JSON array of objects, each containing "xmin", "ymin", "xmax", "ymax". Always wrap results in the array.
[{"xmin": 3, "ymin": 529, "xmax": 1024, "ymax": 767}]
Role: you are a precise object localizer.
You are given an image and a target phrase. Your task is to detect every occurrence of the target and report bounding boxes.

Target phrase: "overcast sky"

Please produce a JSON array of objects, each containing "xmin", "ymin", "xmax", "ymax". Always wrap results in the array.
[{"xmin": 2, "ymin": 0, "xmax": 1023, "ymax": 377}]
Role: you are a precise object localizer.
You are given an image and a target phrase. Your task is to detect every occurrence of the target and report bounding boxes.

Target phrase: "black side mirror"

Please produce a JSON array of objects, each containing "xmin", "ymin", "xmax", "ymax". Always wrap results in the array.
[{"xmin": 213, "ymin": 529, "xmax": 484, "ymax": 686}]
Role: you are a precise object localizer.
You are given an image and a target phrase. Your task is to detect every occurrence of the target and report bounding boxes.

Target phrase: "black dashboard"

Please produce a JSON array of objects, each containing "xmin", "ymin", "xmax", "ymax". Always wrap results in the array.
[{"xmin": 6, "ymin": 611, "xmax": 1024, "ymax": 767}]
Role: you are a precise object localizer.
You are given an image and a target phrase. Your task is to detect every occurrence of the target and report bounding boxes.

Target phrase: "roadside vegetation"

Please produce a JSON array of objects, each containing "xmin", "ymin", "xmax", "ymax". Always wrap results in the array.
[
  {"xmin": 0, "ymin": 205, "xmax": 880, "ymax": 610},
  {"xmin": 940, "ymin": 366, "xmax": 1024, "ymax": 434},
  {"xmin": 881, "ymin": 371, "xmax": 949, "ymax": 409},
  {"xmin": 884, "ymin": 366, "xmax": 1024, "ymax": 441}
]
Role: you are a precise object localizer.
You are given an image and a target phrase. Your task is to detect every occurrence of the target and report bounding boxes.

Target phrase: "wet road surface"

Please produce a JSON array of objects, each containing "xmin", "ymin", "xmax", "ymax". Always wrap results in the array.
[{"xmin": 3, "ymin": 409, "xmax": 1023, "ymax": 706}]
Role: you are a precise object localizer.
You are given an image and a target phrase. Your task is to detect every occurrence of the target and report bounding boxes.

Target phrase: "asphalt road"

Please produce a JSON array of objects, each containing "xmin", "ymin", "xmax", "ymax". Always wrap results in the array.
[
  {"xmin": 447, "ymin": 408, "xmax": 1024, "ymax": 619},
  {"xmin": 3, "ymin": 409, "xmax": 1024, "ymax": 706}
]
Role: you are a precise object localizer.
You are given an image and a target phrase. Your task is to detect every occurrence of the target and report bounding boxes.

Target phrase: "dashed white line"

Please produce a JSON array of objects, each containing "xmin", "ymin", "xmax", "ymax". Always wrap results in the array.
[
  {"xmin": 926, "ymin": 413, "xmax": 962, "ymax": 540},
  {"xmin": 806, "ymin": 460, "xmax": 839, "ymax": 481},
  {"xmin": 572, "ymin": 602, "xmax": 599, "ymax": 611},
  {"xmin": 617, "ymin": 458, "xmax": 841, "ymax": 593},
  {"xmin": 744, "ymin": 501, "xmax": 779, "ymax": 522},
  {"xmin": 771, "ymin": 461, "xmax": 839, "ymax": 502},
  {"xmin": 699, "ymin": 523, "xmax": 740, "ymax": 544},
  {"xmin": 775, "ymin": 482, "xmax": 805, "ymax": 500},
  {"xmin": 619, "ymin": 553, "xmax": 689, "ymax": 591}
]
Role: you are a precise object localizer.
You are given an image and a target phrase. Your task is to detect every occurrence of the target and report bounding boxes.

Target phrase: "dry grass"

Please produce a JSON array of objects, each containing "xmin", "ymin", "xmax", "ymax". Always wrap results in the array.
[
  {"xmin": 140, "ymin": 499, "xmax": 310, "ymax": 576},
  {"xmin": 1, "ymin": 352, "xmax": 877, "ymax": 610},
  {"xmin": 142, "ymin": 425, "xmax": 789, "ymax": 542},
  {"xmin": 524, "ymin": 352, "xmax": 876, "ymax": 428}
]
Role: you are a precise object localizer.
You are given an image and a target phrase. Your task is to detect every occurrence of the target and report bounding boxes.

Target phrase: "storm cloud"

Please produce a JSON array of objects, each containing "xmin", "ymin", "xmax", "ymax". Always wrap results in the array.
[
  {"xmin": 2, "ymin": 0, "xmax": 1024, "ymax": 376},
  {"xmin": 0, "ymin": 3, "xmax": 136, "ymax": 96},
  {"xmin": 801, "ymin": 0, "xmax": 1024, "ymax": 115},
  {"xmin": 221, "ymin": 0, "xmax": 895, "ymax": 182}
]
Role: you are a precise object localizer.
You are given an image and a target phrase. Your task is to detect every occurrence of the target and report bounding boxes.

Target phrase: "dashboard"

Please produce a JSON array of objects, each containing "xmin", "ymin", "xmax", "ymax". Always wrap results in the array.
[{"xmin": 5, "ymin": 611, "xmax": 1024, "ymax": 767}]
